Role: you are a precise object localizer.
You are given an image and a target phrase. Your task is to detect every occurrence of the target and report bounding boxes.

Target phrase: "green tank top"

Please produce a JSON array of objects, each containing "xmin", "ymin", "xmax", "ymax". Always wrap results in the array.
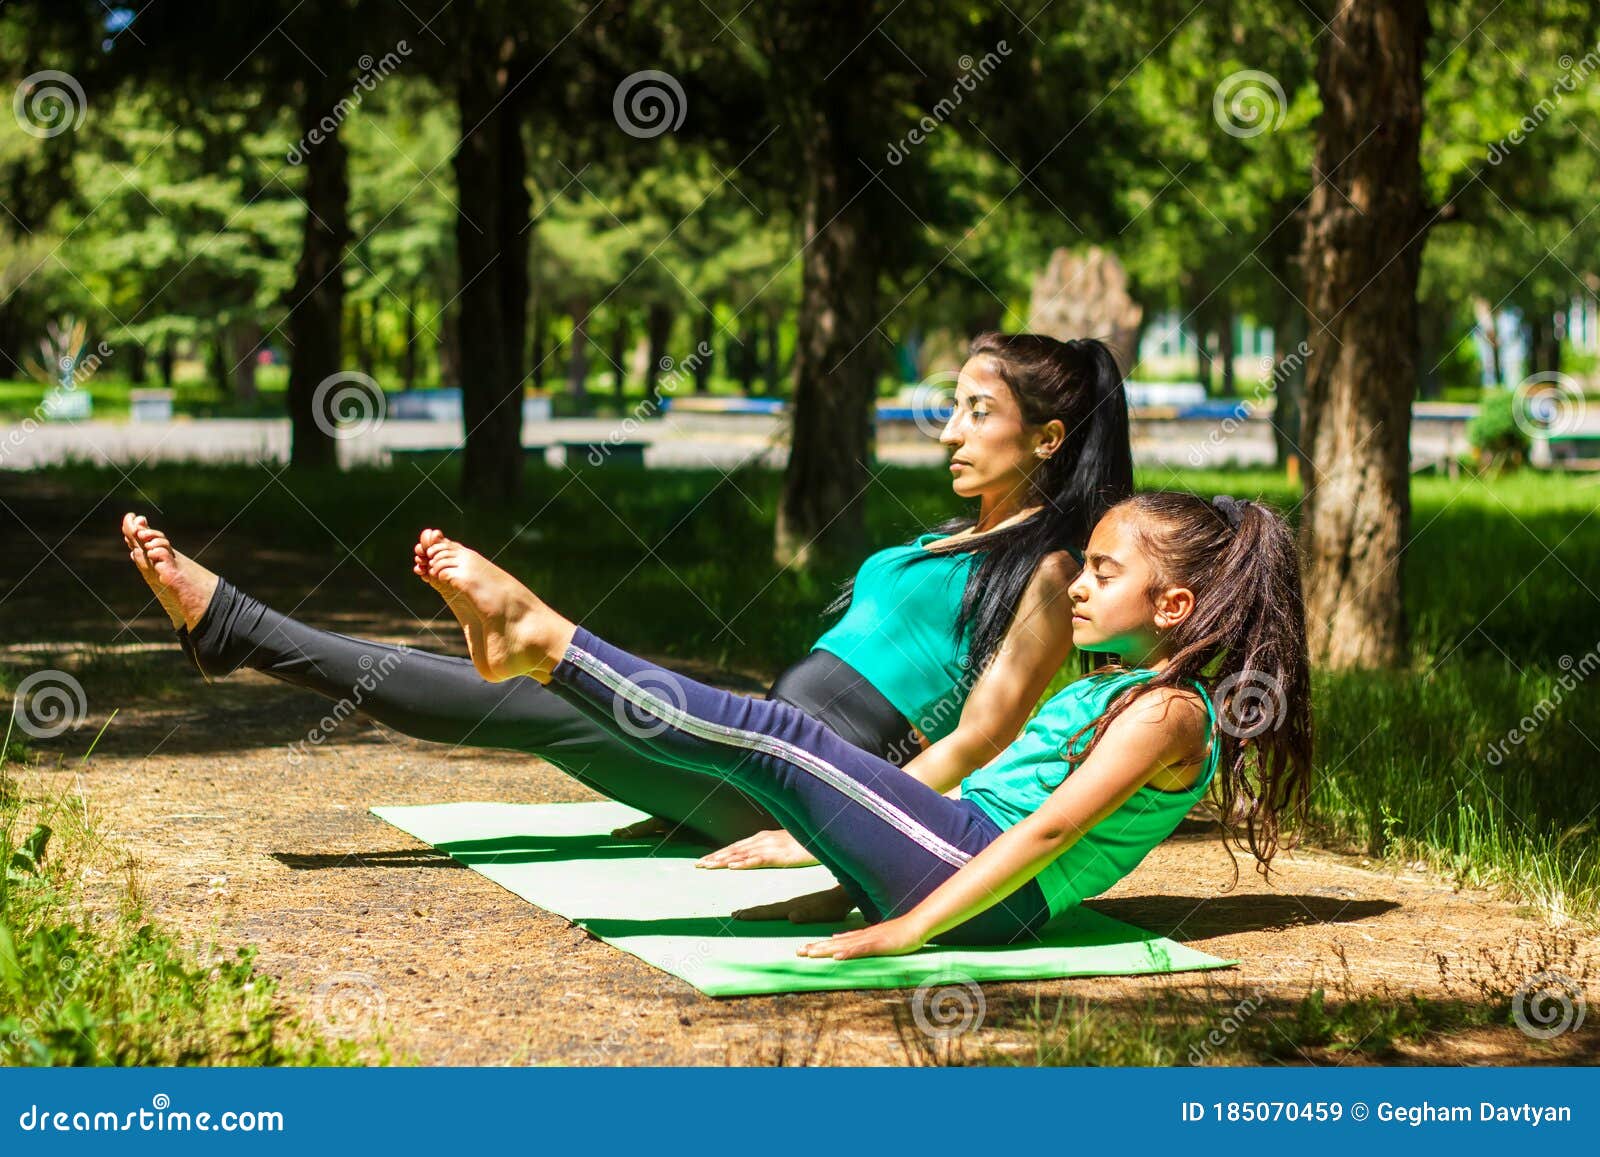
[
  {"xmin": 960, "ymin": 667, "xmax": 1220, "ymax": 915},
  {"xmin": 810, "ymin": 533, "xmax": 977, "ymax": 743}
]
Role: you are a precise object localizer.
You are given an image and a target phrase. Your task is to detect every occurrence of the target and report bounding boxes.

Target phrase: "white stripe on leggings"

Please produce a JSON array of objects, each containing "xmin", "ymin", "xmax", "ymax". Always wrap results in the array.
[{"xmin": 565, "ymin": 645, "xmax": 973, "ymax": 868}]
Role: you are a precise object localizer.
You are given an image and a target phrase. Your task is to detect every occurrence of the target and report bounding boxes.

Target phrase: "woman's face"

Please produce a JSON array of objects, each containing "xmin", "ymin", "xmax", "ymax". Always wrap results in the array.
[{"xmin": 938, "ymin": 356, "xmax": 1060, "ymax": 503}]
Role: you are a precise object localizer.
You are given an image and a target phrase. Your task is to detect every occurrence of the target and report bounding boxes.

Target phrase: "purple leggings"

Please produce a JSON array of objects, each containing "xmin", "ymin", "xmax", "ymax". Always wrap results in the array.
[{"xmin": 548, "ymin": 626, "xmax": 1051, "ymax": 944}]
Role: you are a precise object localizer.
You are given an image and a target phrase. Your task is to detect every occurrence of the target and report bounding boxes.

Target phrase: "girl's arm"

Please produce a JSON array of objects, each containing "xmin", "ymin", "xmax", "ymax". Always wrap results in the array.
[
  {"xmin": 900, "ymin": 551, "xmax": 1080, "ymax": 794},
  {"xmin": 799, "ymin": 685, "xmax": 1210, "ymax": 960},
  {"xmin": 701, "ymin": 551, "xmax": 1078, "ymax": 871}
]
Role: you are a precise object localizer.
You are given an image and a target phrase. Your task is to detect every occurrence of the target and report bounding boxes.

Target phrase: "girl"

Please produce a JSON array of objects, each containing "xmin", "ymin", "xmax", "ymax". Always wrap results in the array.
[
  {"xmin": 121, "ymin": 334, "xmax": 1133, "ymax": 883},
  {"xmin": 409, "ymin": 490, "xmax": 1313, "ymax": 957}
]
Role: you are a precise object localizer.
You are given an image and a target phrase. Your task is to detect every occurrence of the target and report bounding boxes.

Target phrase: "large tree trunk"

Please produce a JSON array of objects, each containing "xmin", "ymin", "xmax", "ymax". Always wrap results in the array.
[
  {"xmin": 452, "ymin": 36, "xmax": 525, "ymax": 501},
  {"xmin": 286, "ymin": 77, "xmax": 347, "ymax": 471},
  {"xmin": 1299, "ymin": 0, "xmax": 1430, "ymax": 669},
  {"xmin": 775, "ymin": 108, "xmax": 879, "ymax": 568},
  {"xmin": 694, "ymin": 306, "xmax": 715, "ymax": 392}
]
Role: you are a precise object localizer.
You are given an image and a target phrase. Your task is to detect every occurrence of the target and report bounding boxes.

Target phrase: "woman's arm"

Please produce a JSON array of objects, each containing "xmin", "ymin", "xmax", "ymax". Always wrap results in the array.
[
  {"xmin": 798, "ymin": 685, "xmax": 1210, "ymax": 959},
  {"xmin": 900, "ymin": 551, "xmax": 1080, "ymax": 794}
]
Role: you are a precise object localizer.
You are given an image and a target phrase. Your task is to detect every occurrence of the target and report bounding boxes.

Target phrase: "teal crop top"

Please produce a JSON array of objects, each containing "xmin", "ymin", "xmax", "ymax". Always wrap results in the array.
[
  {"xmin": 960, "ymin": 666, "xmax": 1220, "ymax": 915},
  {"xmin": 810, "ymin": 533, "xmax": 977, "ymax": 743}
]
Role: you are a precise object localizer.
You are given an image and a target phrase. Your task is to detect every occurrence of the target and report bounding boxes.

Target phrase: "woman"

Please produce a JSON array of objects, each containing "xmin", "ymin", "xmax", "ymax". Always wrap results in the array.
[{"xmin": 121, "ymin": 333, "xmax": 1133, "ymax": 884}]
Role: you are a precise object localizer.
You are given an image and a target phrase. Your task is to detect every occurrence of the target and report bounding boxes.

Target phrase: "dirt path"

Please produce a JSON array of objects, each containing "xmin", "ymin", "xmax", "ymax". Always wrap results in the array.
[{"xmin": 4, "ymin": 476, "xmax": 1598, "ymax": 1065}]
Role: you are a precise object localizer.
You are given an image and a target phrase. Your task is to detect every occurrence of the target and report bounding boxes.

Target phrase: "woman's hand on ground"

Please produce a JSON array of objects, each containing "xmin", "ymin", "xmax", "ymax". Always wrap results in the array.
[
  {"xmin": 797, "ymin": 916, "xmax": 927, "ymax": 961},
  {"xmin": 696, "ymin": 829, "xmax": 817, "ymax": 869},
  {"xmin": 732, "ymin": 886, "xmax": 855, "ymax": 924}
]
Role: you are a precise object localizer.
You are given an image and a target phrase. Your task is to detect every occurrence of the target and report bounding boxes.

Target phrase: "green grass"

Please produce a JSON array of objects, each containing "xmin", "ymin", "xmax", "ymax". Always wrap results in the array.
[{"xmin": 0, "ymin": 721, "xmax": 377, "ymax": 1065}]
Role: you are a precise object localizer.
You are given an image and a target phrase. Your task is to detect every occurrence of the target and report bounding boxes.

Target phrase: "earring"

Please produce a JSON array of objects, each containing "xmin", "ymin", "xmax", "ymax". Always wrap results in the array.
[{"xmin": 1035, "ymin": 448, "xmax": 1051, "ymax": 459}]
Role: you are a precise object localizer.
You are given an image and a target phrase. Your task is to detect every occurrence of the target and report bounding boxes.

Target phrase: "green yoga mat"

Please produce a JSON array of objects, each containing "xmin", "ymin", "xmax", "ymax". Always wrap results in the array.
[{"xmin": 371, "ymin": 800, "xmax": 1238, "ymax": 997}]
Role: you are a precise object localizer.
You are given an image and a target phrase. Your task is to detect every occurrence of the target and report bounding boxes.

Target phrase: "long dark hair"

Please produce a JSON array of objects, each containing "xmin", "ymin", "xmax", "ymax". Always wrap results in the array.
[
  {"xmin": 1060, "ymin": 492, "xmax": 1315, "ymax": 884},
  {"xmin": 827, "ymin": 332, "xmax": 1134, "ymax": 677}
]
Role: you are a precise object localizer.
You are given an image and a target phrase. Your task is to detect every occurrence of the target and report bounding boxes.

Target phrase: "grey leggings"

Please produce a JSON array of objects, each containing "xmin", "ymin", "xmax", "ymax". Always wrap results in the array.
[{"xmin": 178, "ymin": 577, "xmax": 922, "ymax": 845}]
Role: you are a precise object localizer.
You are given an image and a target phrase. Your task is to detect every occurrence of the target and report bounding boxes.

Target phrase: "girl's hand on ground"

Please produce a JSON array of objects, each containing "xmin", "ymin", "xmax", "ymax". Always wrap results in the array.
[
  {"xmin": 696, "ymin": 829, "xmax": 817, "ymax": 870},
  {"xmin": 732, "ymin": 886, "xmax": 855, "ymax": 924},
  {"xmin": 797, "ymin": 917, "xmax": 927, "ymax": 961}
]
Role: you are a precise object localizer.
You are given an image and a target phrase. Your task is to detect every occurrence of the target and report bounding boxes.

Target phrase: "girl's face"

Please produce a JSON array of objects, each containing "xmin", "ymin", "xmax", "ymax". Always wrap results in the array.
[
  {"xmin": 1066, "ymin": 508, "xmax": 1195, "ymax": 665},
  {"xmin": 938, "ymin": 356, "xmax": 1063, "ymax": 503}
]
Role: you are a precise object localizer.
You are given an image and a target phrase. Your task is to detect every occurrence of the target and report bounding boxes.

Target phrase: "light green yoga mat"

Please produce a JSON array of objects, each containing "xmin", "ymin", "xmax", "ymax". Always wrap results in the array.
[{"xmin": 372, "ymin": 800, "xmax": 1238, "ymax": 997}]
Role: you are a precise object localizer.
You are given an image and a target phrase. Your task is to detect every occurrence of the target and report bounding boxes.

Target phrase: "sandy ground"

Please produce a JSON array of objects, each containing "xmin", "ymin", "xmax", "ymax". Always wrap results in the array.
[{"xmin": 4, "ymin": 476, "xmax": 1598, "ymax": 1065}]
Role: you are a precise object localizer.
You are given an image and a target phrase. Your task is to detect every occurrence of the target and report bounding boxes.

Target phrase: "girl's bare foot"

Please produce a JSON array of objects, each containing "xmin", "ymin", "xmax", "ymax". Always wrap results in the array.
[
  {"xmin": 120, "ymin": 513, "xmax": 219, "ymax": 631},
  {"xmin": 414, "ymin": 529, "xmax": 574, "ymax": 683}
]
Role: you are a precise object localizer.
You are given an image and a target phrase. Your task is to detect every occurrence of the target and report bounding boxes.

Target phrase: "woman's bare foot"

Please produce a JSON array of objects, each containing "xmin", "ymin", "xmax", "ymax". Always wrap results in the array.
[
  {"xmin": 733, "ymin": 885, "xmax": 856, "ymax": 925},
  {"xmin": 120, "ymin": 513, "xmax": 219, "ymax": 631},
  {"xmin": 414, "ymin": 529, "xmax": 574, "ymax": 683}
]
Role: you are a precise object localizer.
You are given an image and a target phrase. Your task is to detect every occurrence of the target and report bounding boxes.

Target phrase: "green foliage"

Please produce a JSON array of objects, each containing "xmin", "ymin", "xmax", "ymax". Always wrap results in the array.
[{"xmin": 1466, "ymin": 389, "xmax": 1531, "ymax": 460}]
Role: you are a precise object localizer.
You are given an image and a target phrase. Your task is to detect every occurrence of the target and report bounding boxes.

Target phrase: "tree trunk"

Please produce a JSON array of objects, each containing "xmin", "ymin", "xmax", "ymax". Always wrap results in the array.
[
  {"xmin": 158, "ymin": 336, "xmax": 176, "ymax": 387},
  {"xmin": 775, "ymin": 111, "xmax": 879, "ymax": 568},
  {"xmin": 285, "ymin": 75, "xmax": 347, "ymax": 471},
  {"xmin": 1473, "ymin": 296, "xmax": 1501, "ymax": 384},
  {"xmin": 645, "ymin": 302, "xmax": 673, "ymax": 409},
  {"xmin": 209, "ymin": 330, "xmax": 229, "ymax": 395},
  {"xmin": 1299, "ymin": 0, "xmax": 1430, "ymax": 669},
  {"xmin": 127, "ymin": 343, "xmax": 147, "ymax": 385},
  {"xmin": 496, "ymin": 100, "xmax": 529, "ymax": 408},
  {"xmin": 232, "ymin": 321, "xmax": 260, "ymax": 401},
  {"xmin": 693, "ymin": 306, "xmax": 714, "ymax": 393},
  {"xmin": 764, "ymin": 310, "xmax": 781, "ymax": 395},
  {"xmin": 451, "ymin": 33, "xmax": 523, "ymax": 501},
  {"xmin": 1219, "ymin": 303, "xmax": 1236, "ymax": 396},
  {"xmin": 609, "ymin": 311, "xmax": 628, "ymax": 400},
  {"xmin": 438, "ymin": 305, "xmax": 461, "ymax": 390},
  {"xmin": 567, "ymin": 300, "xmax": 589, "ymax": 407},
  {"xmin": 530, "ymin": 296, "xmax": 547, "ymax": 388},
  {"xmin": 737, "ymin": 319, "xmax": 758, "ymax": 395},
  {"xmin": 1271, "ymin": 306, "xmax": 1308, "ymax": 475},
  {"xmin": 401, "ymin": 288, "xmax": 419, "ymax": 392}
]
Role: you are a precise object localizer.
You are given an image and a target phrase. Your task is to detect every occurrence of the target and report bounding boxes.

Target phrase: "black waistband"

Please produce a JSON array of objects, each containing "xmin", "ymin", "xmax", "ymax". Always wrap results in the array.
[{"xmin": 766, "ymin": 649, "xmax": 922, "ymax": 767}]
